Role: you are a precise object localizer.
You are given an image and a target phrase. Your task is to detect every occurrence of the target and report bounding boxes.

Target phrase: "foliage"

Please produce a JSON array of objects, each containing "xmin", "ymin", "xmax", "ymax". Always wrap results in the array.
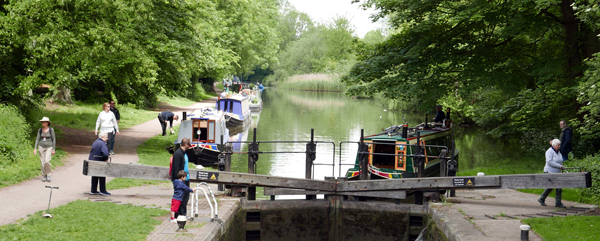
[
  {"xmin": 523, "ymin": 215, "xmax": 600, "ymax": 241},
  {"xmin": 0, "ymin": 0, "xmax": 278, "ymax": 112},
  {"xmin": 0, "ymin": 200, "xmax": 167, "ymax": 240},
  {"xmin": 0, "ymin": 104, "xmax": 31, "ymax": 165},
  {"xmin": 344, "ymin": 0, "xmax": 600, "ymax": 150},
  {"xmin": 566, "ymin": 155, "xmax": 600, "ymax": 204},
  {"xmin": 216, "ymin": 0, "xmax": 280, "ymax": 80},
  {"xmin": 266, "ymin": 14, "xmax": 358, "ymax": 84}
]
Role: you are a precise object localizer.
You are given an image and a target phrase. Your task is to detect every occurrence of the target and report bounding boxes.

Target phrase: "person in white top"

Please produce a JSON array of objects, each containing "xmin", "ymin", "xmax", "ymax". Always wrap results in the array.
[
  {"xmin": 95, "ymin": 103, "xmax": 120, "ymax": 154},
  {"xmin": 538, "ymin": 139, "xmax": 566, "ymax": 208}
]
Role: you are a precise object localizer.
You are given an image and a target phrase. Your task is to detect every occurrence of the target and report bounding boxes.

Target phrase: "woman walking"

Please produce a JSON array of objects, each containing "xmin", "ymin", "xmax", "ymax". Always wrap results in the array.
[
  {"xmin": 95, "ymin": 103, "xmax": 120, "ymax": 153},
  {"xmin": 34, "ymin": 117, "xmax": 56, "ymax": 182},
  {"xmin": 538, "ymin": 139, "xmax": 566, "ymax": 208}
]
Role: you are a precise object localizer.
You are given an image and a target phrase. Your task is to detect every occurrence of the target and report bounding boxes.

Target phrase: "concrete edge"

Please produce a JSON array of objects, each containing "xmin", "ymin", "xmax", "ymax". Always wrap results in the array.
[
  {"xmin": 195, "ymin": 199, "xmax": 241, "ymax": 241},
  {"xmin": 429, "ymin": 203, "xmax": 486, "ymax": 241}
]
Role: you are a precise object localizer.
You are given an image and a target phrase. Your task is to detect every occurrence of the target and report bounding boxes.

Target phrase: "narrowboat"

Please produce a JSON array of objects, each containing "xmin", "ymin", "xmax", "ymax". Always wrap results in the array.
[
  {"xmin": 345, "ymin": 122, "xmax": 458, "ymax": 180},
  {"xmin": 174, "ymin": 108, "xmax": 229, "ymax": 167},
  {"xmin": 216, "ymin": 95, "xmax": 251, "ymax": 128}
]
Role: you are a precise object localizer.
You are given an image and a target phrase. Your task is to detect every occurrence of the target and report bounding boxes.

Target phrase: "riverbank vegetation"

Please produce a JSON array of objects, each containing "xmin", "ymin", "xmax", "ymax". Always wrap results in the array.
[
  {"xmin": 342, "ymin": 0, "xmax": 600, "ymax": 155},
  {"xmin": 0, "ymin": 200, "xmax": 167, "ymax": 240},
  {"xmin": 276, "ymin": 74, "xmax": 346, "ymax": 91},
  {"xmin": 0, "ymin": 105, "xmax": 67, "ymax": 188}
]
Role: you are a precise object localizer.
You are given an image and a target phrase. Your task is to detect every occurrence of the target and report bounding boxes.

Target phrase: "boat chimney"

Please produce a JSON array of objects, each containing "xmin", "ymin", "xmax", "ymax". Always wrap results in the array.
[
  {"xmin": 425, "ymin": 114, "xmax": 428, "ymax": 128},
  {"xmin": 402, "ymin": 123, "xmax": 408, "ymax": 139},
  {"xmin": 217, "ymin": 98, "xmax": 220, "ymax": 111},
  {"xmin": 182, "ymin": 112, "xmax": 186, "ymax": 121}
]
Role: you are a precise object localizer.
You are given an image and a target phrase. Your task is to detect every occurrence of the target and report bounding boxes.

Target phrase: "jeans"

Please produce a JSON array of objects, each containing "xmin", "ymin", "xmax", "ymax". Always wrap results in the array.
[{"xmin": 109, "ymin": 128, "xmax": 116, "ymax": 151}]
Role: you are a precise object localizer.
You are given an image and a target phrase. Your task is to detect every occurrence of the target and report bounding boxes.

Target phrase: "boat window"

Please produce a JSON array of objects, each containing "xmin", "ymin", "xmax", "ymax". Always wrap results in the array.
[
  {"xmin": 370, "ymin": 141, "xmax": 396, "ymax": 169},
  {"xmin": 193, "ymin": 120, "xmax": 208, "ymax": 141},
  {"xmin": 223, "ymin": 101, "xmax": 228, "ymax": 112},
  {"xmin": 229, "ymin": 101, "xmax": 234, "ymax": 112},
  {"xmin": 396, "ymin": 142, "xmax": 407, "ymax": 170},
  {"xmin": 208, "ymin": 120, "xmax": 215, "ymax": 142}
]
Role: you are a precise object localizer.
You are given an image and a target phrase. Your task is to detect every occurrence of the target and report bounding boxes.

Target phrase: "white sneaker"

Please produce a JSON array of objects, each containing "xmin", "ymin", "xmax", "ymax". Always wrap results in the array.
[
  {"xmin": 110, "ymin": 151, "xmax": 115, "ymax": 155},
  {"xmin": 170, "ymin": 219, "xmax": 177, "ymax": 223},
  {"xmin": 42, "ymin": 176, "xmax": 47, "ymax": 182}
]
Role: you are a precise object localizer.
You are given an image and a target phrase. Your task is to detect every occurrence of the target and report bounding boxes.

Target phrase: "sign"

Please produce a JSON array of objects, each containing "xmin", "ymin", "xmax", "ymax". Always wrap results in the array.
[
  {"xmin": 197, "ymin": 171, "xmax": 219, "ymax": 181},
  {"xmin": 453, "ymin": 178, "xmax": 475, "ymax": 187}
]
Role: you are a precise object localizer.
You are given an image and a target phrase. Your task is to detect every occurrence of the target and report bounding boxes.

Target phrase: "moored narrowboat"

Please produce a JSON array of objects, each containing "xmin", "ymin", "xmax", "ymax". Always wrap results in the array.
[
  {"xmin": 216, "ymin": 95, "xmax": 251, "ymax": 128},
  {"xmin": 174, "ymin": 108, "xmax": 229, "ymax": 167},
  {"xmin": 346, "ymin": 122, "xmax": 458, "ymax": 180}
]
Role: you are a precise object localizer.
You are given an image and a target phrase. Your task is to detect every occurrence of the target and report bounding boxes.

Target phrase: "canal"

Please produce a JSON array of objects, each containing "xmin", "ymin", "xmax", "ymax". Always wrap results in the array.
[{"xmin": 229, "ymin": 89, "xmax": 542, "ymax": 198}]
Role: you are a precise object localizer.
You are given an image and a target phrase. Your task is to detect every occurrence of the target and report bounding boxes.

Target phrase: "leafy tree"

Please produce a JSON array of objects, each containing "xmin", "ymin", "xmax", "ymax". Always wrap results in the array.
[
  {"xmin": 344, "ymin": 0, "xmax": 600, "ymax": 150},
  {"xmin": 362, "ymin": 29, "xmax": 386, "ymax": 45}
]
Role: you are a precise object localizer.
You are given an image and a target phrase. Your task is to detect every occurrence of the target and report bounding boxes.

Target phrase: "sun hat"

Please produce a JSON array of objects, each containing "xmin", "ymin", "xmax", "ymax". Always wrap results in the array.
[{"xmin": 39, "ymin": 117, "xmax": 51, "ymax": 125}]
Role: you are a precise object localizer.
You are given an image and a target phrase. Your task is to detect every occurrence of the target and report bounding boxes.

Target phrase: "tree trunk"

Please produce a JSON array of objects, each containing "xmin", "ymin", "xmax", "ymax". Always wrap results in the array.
[
  {"xmin": 55, "ymin": 85, "xmax": 73, "ymax": 104},
  {"xmin": 560, "ymin": 0, "xmax": 582, "ymax": 79}
]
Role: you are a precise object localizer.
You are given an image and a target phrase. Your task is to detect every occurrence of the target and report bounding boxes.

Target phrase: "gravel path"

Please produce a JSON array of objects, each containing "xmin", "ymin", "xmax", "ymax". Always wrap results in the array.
[{"xmin": 0, "ymin": 97, "xmax": 219, "ymax": 226}]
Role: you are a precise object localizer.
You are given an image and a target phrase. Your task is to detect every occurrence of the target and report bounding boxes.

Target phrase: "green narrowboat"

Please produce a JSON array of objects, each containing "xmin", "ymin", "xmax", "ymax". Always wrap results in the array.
[{"xmin": 346, "ymin": 122, "xmax": 458, "ymax": 180}]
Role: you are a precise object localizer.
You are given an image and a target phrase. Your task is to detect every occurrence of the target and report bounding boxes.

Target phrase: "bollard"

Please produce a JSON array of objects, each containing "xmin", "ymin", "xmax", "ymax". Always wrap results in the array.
[{"xmin": 520, "ymin": 225, "xmax": 530, "ymax": 241}]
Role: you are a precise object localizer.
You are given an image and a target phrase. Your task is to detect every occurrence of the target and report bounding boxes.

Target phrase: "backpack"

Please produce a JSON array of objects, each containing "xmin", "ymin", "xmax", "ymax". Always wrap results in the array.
[
  {"xmin": 168, "ymin": 156, "xmax": 174, "ymax": 179},
  {"xmin": 38, "ymin": 127, "xmax": 54, "ymax": 141}
]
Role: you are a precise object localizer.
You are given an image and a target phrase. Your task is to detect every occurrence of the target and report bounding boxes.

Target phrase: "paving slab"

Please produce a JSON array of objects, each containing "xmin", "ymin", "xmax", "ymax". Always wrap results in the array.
[{"xmin": 430, "ymin": 189, "xmax": 597, "ymax": 241}]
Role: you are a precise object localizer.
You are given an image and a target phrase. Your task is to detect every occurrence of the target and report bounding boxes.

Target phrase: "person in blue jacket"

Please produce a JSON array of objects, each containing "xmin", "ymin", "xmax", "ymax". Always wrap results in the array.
[
  {"xmin": 89, "ymin": 132, "xmax": 110, "ymax": 195},
  {"xmin": 170, "ymin": 170, "xmax": 194, "ymax": 223}
]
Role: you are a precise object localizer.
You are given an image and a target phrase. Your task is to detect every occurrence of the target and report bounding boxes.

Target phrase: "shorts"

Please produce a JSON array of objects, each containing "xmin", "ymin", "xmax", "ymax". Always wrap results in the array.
[{"xmin": 171, "ymin": 199, "xmax": 182, "ymax": 212}]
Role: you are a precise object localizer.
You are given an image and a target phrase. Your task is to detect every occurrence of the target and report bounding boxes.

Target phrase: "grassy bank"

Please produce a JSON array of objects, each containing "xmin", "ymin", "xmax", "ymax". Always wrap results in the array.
[
  {"xmin": 0, "ymin": 199, "xmax": 167, "ymax": 240},
  {"xmin": 158, "ymin": 82, "xmax": 216, "ymax": 107},
  {"xmin": 523, "ymin": 215, "xmax": 600, "ymax": 241},
  {"xmin": 0, "ymin": 149, "xmax": 67, "ymax": 188},
  {"xmin": 277, "ymin": 74, "xmax": 345, "ymax": 92},
  {"xmin": 106, "ymin": 127, "xmax": 181, "ymax": 189},
  {"xmin": 37, "ymin": 101, "xmax": 157, "ymax": 131}
]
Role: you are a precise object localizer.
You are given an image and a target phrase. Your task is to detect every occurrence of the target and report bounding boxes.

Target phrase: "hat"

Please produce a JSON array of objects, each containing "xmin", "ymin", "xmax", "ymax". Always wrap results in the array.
[
  {"xmin": 436, "ymin": 105, "xmax": 442, "ymax": 108},
  {"xmin": 39, "ymin": 117, "xmax": 51, "ymax": 123}
]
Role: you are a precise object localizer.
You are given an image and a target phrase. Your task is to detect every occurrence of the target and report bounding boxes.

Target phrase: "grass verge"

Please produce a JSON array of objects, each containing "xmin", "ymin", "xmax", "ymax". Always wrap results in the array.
[
  {"xmin": 522, "ymin": 215, "xmax": 600, "ymax": 241},
  {"xmin": 0, "ymin": 149, "xmax": 67, "ymax": 188},
  {"xmin": 107, "ymin": 125, "xmax": 181, "ymax": 190},
  {"xmin": 0, "ymin": 199, "xmax": 167, "ymax": 240},
  {"xmin": 37, "ymin": 101, "xmax": 157, "ymax": 131}
]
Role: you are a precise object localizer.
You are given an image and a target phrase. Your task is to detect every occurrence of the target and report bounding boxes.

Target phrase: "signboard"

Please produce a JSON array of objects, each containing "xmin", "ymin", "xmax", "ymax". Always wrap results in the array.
[
  {"xmin": 453, "ymin": 178, "xmax": 475, "ymax": 187},
  {"xmin": 197, "ymin": 171, "xmax": 219, "ymax": 181}
]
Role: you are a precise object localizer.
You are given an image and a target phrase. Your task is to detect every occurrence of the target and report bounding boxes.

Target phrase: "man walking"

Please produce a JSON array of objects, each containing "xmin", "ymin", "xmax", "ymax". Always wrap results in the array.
[
  {"xmin": 158, "ymin": 111, "xmax": 179, "ymax": 136},
  {"xmin": 109, "ymin": 100, "xmax": 120, "ymax": 155},
  {"xmin": 170, "ymin": 138, "xmax": 190, "ymax": 218},
  {"xmin": 559, "ymin": 120, "xmax": 572, "ymax": 161}
]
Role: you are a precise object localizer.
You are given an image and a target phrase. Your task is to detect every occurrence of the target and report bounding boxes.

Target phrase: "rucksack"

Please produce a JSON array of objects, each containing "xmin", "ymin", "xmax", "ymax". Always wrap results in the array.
[
  {"xmin": 168, "ymin": 156, "xmax": 173, "ymax": 179},
  {"xmin": 38, "ymin": 127, "xmax": 54, "ymax": 141}
]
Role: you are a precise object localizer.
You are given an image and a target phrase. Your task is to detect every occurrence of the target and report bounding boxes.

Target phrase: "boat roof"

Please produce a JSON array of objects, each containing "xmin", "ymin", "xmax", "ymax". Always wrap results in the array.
[{"xmin": 218, "ymin": 95, "xmax": 247, "ymax": 101}]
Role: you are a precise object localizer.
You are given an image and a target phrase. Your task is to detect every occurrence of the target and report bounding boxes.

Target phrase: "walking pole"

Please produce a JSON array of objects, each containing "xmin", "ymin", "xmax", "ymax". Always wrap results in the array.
[{"xmin": 43, "ymin": 186, "xmax": 59, "ymax": 218}]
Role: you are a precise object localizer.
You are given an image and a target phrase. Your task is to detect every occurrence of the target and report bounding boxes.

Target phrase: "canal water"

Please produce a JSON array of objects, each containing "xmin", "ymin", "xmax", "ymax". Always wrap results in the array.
[{"xmin": 229, "ymin": 89, "xmax": 541, "ymax": 197}]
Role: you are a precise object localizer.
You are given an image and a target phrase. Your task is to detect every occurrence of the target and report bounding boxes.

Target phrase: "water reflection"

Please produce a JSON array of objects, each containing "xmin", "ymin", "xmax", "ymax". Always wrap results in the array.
[{"xmin": 229, "ymin": 89, "xmax": 540, "ymax": 182}]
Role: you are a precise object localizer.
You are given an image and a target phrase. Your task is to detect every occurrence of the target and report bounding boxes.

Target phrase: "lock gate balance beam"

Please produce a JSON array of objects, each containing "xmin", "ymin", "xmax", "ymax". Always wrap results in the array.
[{"xmin": 82, "ymin": 160, "xmax": 591, "ymax": 194}]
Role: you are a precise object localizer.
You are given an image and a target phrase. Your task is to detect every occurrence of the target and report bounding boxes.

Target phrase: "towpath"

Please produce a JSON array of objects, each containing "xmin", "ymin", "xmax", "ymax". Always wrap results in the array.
[{"xmin": 0, "ymin": 97, "xmax": 218, "ymax": 226}]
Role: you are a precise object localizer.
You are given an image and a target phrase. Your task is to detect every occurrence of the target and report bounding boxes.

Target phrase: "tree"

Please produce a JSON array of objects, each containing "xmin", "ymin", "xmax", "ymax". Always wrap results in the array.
[{"xmin": 344, "ymin": 0, "xmax": 599, "ymax": 149}]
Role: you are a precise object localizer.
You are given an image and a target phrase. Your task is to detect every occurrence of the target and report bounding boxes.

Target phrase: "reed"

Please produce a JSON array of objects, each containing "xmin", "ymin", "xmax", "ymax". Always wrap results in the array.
[{"xmin": 277, "ymin": 74, "xmax": 345, "ymax": 92}]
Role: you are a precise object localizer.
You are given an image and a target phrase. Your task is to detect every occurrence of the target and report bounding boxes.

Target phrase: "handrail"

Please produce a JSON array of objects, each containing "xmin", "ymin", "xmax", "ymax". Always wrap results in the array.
[{"xmin": 191, "ymin": 182, "xmax": 218, "ymax": 221}]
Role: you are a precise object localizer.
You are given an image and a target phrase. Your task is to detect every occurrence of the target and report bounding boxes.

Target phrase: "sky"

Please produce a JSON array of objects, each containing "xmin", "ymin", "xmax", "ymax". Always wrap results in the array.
[{"xmin": 287, "ymin": 0, "xmax": 384, "ymax": 38}]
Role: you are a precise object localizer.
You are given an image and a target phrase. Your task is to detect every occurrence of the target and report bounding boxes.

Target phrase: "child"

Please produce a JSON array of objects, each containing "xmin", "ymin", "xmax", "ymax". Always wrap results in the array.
[{"xmin": 171, "ymin": 170, "xmax": 194, "ymax": 223}]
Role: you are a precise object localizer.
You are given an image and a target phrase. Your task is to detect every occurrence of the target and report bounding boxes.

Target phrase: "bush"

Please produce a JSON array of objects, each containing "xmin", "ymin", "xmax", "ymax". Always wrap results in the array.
[
  {"xmin": 0, "ymin": 105, "xmax": 30, "ymax": 166},
  {"xmin": 566, "ymin": 154, "xmax": 600, "ymax": 205}
]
